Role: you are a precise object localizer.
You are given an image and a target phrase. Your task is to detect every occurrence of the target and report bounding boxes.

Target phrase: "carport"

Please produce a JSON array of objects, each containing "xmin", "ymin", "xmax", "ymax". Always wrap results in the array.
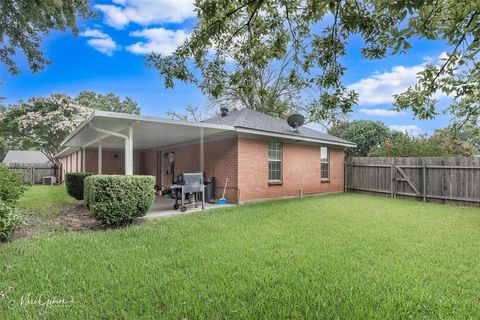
[{"xmin": 59, "ymin": 110, "xmax": 235, "ymax": 177}]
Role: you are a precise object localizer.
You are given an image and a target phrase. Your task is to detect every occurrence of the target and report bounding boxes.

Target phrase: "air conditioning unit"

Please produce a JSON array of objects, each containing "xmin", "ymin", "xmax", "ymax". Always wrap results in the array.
[{"xmin": 42, "ymin": 176, "xmax": 56, "ymax": 185}]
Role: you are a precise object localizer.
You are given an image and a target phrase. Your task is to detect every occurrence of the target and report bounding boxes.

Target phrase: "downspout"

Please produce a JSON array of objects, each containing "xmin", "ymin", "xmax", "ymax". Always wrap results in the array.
[{"xmin": 89, "ymin": 123, "xmax": 133, "ymax": 175}]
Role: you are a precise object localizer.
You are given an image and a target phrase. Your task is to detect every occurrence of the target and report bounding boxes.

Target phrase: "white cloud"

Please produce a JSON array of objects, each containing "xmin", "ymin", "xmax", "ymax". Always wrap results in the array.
[
  {"xmin": 348, "ymin": 65, "xmax": 425, "ymax": 105},
  {"xmin": 80, "ymin": 28, "xmax": 110, "ymax": 39},
  {"xmin": 86, "ymin": 38, "xmax": 118, "ymax": 56},
  {"xmin": 80, "ymin": 28, "xmax": 118, "ymax": 56},
  {"xmin": 95, "ymin": 0, "xmax": 195, "ymax": 29},
  {"xmin": 94, "ymin": 5, "xmax": 130, "ymax": 29},
  {"xmin": 359, "ymin": 108, "xmax": 404, "ymax": 117},
  {"xmin": 389, "ymin": 125, "xmax": 422, "ymax": 136},
  {"xmin": 348, "ymin": 53, "xmax": 447, "ymax": 105},
  {"xmin": 126, "ymin": 28, "xmax": 189, "ymax": 55}
]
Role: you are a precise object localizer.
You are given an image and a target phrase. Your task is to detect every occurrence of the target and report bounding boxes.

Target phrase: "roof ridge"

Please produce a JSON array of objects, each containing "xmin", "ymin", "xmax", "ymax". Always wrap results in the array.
[{"xmin": 202, "ymin": 107, "xmax": 355, "ymax": 147}]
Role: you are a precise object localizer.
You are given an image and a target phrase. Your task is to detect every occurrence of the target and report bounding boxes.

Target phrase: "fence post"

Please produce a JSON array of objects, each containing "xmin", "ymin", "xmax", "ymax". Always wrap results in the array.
[
  {"xmin": 422, "ymin": 160, "xmax": 427, "ymax": 202},
  {"xmin": 390, "ymin": 163, "xmax": 395, "ymax": 198},
  {"xmin": 31, "ymin": 167, "xmax": 35, "ymax": 184},
  {"xmin": 344, "ymin": 161, "xmax": 347, "ymax": 193}
]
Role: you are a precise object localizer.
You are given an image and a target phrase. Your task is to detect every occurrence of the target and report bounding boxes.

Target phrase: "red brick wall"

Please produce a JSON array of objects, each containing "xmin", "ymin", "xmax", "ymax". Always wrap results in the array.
[
  {"xmin": 60, "ymin": 149, "xmax": 125, "ymax": 177},
  {"xmin": 85, "ymin": 149, "xmax": 124, "ymax": 174},
  {"xmin": 162, "ymin": 137, "xmax": 239, "ymax": 202},
  {"xmin": 139, "ymin": 150, "xmax": 158, "ymax": 183},
  {"xmin": 237, "ymin": 137, "xmax": 345, "ymax": 202},
  {"xmin": 58, "ymin": 136, "xmax": 345, "ymax": 203},
  {"xmin": 59, "ymin": 149, "xmax": 83, "ymax": 181}
]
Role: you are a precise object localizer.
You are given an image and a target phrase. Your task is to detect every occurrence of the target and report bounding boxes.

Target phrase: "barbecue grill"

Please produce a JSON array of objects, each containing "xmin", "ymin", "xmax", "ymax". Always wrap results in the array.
[{"xmin": 171, "ymin": 172, "xmax": 205, "ymax": 212}]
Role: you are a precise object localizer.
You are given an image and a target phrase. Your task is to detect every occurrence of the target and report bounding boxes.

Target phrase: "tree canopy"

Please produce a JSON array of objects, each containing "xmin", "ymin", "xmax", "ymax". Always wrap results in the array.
[
  {"xmin": 150, "ymin": 0, "xmax": 479, "ymax": 128},
  {"xmin": 369, "ymin": 133, "xmax": 477, "ymax": 157},
  {"xmin": 435, "ymin": 125, "xmax": 480, "ymax": 153},
  {"xmin": 1, "ymin": 0, "xmax": 93, "ymax": 75},
  {"xmin": 75, "ymin": 91, "xmax": 141, "ymax": 115},
  {"xmin": 166, "ymin": 105, "xmax": 204, "ymax": 122},
  {"xmin": 328, "ymin": 120, "xmax": 397, "ymax": 157},
  {"xmin": 0, "ymin": 92, "xmax": 141, "ymax": 163},
  {"xmin": 0, "ymin": 94, "xmax": 91, "ymax": 164},
  {"xmin": 0, "ymin": 137, "xmax": 7, "ymax": 162}
]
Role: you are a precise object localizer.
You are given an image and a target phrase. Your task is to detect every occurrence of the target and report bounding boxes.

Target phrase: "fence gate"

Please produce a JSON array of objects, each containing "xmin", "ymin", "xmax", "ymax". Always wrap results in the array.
[
  {"xmin": 392, "ymin": 165, "xmax": 421, "ymax": 197},
  {"xmin": 8, "ymin": 165, "xmax": 57, "ymax": 184},
  {"xmin": 345, "ymin": 157, "xmax": 480, "ymax": 208}
]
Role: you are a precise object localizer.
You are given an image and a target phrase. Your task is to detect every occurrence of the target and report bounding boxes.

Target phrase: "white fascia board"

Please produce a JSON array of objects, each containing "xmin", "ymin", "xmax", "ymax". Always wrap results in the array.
[
  {"xmin": 54, "ymin": 147, "xmax": 79, "ymax": 159},
  {"xmin": 235, "ymin": 127, "xmax": 357, "ymax": 148},
  {"xmin": 61, "ymin": 110, "xmax": 236, "ymax": 147},
  {"xmin": 92, "ymin": 110, "xmax": 235, "ymax": 131}
]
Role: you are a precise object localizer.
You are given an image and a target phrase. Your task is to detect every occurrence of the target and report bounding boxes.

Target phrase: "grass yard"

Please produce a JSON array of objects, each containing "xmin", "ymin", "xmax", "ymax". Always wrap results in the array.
[
  {"xmin": 14, "ymin": 185, "xmax": 96, "ymax": 239},
  {"xmin": 18, "ymin": 185, "xmax": 75, "ymax": 216},
  {"xmin": 1, "ymin": 193, "xmax": 479, "ymax": 319}
]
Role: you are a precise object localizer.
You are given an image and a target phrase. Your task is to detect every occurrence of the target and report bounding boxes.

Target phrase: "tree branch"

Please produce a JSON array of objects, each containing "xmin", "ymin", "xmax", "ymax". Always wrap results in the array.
[
  {"xmin": 180, "ymin": 0, "xmax": 259, "ymax": 54},
  {"xmin": 428, "ymin": 11, "xmax": 479, "ymax": 90},
  {"xmin": 223, "ymin": 0, "xmax": 264, "ymax": 47}
]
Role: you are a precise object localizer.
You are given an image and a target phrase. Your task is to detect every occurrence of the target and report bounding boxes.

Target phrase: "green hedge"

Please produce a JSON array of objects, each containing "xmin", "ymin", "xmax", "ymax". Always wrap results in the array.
[
  {"xmin": 0, "ymin": 165, "xmax": 26, "ymax": 240},
  {"xmin": 0, "ymin": 165, "xmax": 27, "ymax": 206},
  {"xmin": 84, "ymin": 175, "xmax": 155, "ymax": 225},
  {"xmin": 0, "ymin": 200, "xmax": 20, "ymax": 241},
  {"xmin": 65, "ymin": 173, "xmax": 92, "ymax": 200}
]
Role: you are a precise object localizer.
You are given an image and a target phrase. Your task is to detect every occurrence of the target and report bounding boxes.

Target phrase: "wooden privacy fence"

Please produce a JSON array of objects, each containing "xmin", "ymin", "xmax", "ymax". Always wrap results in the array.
[
  {"xmin": 345, "ymin": 157, "xmax": 480, "ymax": 207},
  {"xmin": 8, "ymin": 163, "xmax": 57, "ymax": 184}
]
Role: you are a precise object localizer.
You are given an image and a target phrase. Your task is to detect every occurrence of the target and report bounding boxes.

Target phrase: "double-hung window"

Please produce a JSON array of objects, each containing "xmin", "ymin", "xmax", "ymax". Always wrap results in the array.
[
  {"xmin": 320, "ymin": 147, "xmax": 329, "ymax": 180},
  {"xmin": 268, "ymin": 141, "xmax": 282, "ymax": 181}
]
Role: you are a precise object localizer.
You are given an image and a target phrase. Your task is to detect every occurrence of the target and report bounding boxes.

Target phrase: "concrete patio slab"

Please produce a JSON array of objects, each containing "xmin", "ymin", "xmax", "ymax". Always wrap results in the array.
[{"xmin": 144, "ymin": 196, "xmax": 233, "ymax": 219}]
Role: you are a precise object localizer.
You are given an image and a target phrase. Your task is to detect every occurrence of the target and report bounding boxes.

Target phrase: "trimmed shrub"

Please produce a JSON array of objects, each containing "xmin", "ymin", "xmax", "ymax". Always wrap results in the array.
[
  {"xmin": 65, "ymin": 172, "xmax": 92, "ymax": 200},
  {"xmin": 0, "ymin": 201, "xmax": 21, "ymax": 241},
  {"xmin": 84, "ymin": 175, "xmax": 155, "ymax": 225},
  {"xmin": 0, "ymin": 165, "xmax": 27, "ymax": 206}
]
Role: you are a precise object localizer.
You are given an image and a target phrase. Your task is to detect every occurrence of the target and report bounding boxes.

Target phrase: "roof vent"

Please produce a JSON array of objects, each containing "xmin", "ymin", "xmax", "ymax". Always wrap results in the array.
[
  {"xmin": 220, "ymin": 106, "xmax": 229, "ymax": 117},
  {"xmin": 287, "ymin": 114, "xmax": 305, "ymax": 133}
]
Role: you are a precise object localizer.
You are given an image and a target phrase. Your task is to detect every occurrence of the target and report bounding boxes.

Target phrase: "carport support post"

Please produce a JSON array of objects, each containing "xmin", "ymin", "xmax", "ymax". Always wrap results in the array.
[
  {"xmin": 125, "ymin": 125, "xmax": 133, "ymax": 175},
  {"xmin": 81, "ymin": 147, "xmax": 86, "ymax": 172},
  {"xmin": 98, "ymin": 140, "xmax": 103, "ymax": 174}
]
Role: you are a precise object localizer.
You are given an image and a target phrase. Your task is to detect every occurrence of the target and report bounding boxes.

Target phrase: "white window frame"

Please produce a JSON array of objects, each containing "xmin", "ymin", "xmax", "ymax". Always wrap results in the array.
[
  {"xmin": 320, "ymin": 146, "xmax": 329, "ymax": 181},
  {"xmin": 268, "ymin": 141, "xmax": 283, "ymax": 181}
]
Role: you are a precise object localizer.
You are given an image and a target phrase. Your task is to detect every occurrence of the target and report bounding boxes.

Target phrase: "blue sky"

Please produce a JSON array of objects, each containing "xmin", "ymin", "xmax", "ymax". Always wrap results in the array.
[{"xmin": 1, "ymin": 0, "xmax": 453, "ymax": 135}]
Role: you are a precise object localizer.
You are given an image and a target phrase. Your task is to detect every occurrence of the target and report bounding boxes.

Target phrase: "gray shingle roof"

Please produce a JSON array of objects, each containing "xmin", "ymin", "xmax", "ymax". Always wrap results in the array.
[
  {"xmin": 2, "ymin": 150, "xmax": 51, "ymax": 165},
  {"xmin": 203, "ymin": 108, "xmax": 354, "ymax": 146}
]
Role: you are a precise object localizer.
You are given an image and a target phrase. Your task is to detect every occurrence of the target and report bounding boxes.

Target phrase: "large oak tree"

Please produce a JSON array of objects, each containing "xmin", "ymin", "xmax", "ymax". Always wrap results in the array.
[
  {"xmin": 1, "ymin": 0, "xmax": 93, "ymax": 75},
  {"xmin": 150, "ymin": 0, "xmax": 479, "ymax": 128}
]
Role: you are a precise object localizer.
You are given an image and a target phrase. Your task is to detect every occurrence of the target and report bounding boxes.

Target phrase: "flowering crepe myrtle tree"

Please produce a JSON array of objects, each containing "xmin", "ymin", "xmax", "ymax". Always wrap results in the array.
[
  {"xmin": 0, "ymin": 92, "xmax": 142, "ymax": 165},
  {"xmin": 6, "ymin": 94, "xmax": 91, "ymax": 165}
]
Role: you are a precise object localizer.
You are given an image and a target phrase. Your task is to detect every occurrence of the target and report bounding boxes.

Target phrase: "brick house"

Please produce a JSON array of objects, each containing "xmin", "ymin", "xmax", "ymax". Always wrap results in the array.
[{"xmin": 56, "ymin": 108, "xmax": 355, "ymax": 203}]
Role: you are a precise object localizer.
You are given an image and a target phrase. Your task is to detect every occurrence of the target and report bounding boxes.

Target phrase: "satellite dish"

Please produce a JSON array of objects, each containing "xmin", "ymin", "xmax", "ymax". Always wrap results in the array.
[{"xmin": 287, "ymin": 114, "xmax": 305, "ymax": 133}]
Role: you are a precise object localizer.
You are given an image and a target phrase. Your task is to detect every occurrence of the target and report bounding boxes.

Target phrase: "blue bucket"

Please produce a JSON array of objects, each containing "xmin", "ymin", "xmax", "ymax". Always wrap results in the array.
[{"xmin": 217, "ymin": 198, "xmax": 227, "ymax": 205}]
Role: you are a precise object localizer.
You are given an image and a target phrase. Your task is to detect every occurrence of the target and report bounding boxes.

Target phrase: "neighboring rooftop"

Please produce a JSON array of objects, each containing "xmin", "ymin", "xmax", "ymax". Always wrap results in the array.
[
  {"xmin": 2, "ymin": 150, "xmax": 51, "ymax": 165},
  {"xmin": 203, "ymin": 108, "xmax": 354, "ymax": 146}
]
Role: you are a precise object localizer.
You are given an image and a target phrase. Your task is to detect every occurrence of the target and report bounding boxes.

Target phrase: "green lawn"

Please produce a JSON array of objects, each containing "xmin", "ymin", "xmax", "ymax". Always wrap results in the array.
[
  {"xmin": 1, "ymin": 193, "xmax": 479, "ymax": 319},
  {"xmin": 18, "ymin": 185, "xmax": 75, "ymax": 216}
]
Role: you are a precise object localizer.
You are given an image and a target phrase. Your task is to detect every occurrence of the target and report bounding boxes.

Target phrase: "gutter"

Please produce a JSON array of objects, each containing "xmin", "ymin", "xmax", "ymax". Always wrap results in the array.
[{"xmin": 235, "ymin": 127, "xmax": 357, "ymax": 148}]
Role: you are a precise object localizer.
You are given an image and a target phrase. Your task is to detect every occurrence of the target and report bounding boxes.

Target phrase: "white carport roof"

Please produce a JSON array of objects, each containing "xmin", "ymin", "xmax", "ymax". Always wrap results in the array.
[{"xmin": 57, "ymin": 110, "xmax": 235, "ymax": 157}]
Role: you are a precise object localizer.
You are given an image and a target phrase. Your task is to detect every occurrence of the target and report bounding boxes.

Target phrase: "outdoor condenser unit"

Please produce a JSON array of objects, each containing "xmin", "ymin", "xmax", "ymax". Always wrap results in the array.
[{"xmin": 42, "ymin": 176, "xmax": 56, "ymax": 185}]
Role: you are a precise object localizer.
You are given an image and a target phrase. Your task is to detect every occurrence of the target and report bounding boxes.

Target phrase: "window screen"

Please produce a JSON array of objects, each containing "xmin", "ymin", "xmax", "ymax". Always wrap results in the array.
[
  {"xmin": 268, "ymin": 141, "xmax": 282, "ymax": 181},
  {"xmin": 320, "ymin": 147, "xmax": 329, "ymax": 180}
]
